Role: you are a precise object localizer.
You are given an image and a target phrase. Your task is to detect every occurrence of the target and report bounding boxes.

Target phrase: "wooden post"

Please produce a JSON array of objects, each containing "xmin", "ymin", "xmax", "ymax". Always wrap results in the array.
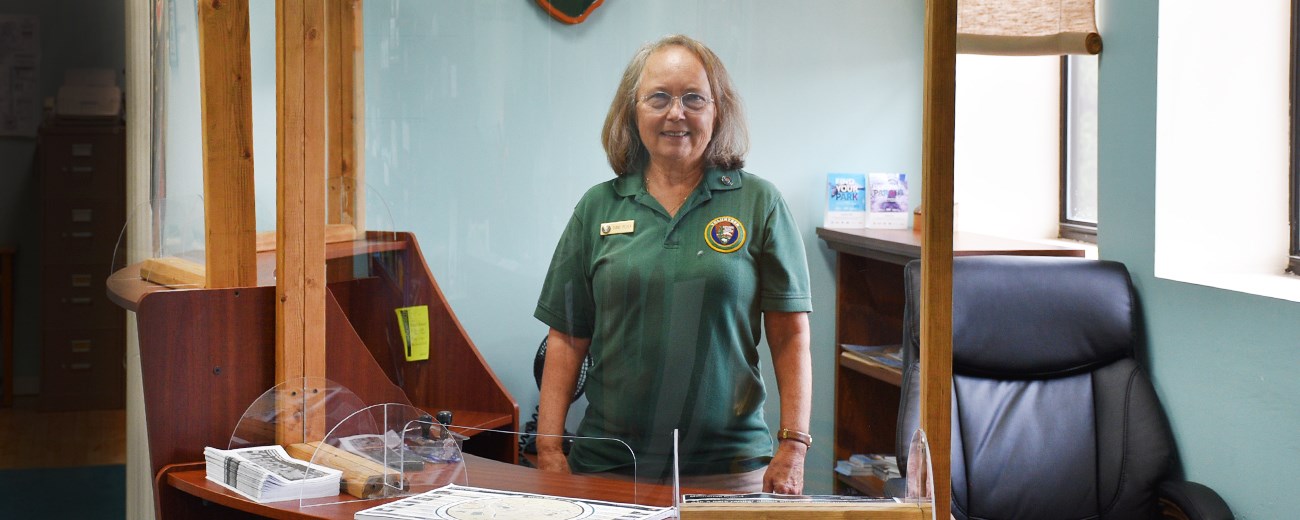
[
  {"xmin": 196, "ymin": 0, "xmax": 257, "ymax": 288},
  {"xmin": 276, "ymin": 0, "xmax": 329, "ymax": 444},
  {"xmin": 326, "ymin": 0, "xmax": 366, "ymax": 235},
  {"xmin": 921, "ymin": 1, "xmax": 957, "ymax": 519}
]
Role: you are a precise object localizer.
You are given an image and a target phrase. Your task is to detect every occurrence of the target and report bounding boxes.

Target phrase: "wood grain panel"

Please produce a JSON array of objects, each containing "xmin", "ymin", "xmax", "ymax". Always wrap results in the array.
[
  {"xmin": 921, "ymin": 0, "xmax": 957, "ymax": 517},
  {"xmin": 276, "ymin": 0, "xmax": 329, "ymax": 443},
  {"xmin": 196, "ymin": 0, "xmax": 257, "ymax": 288},
  {"xmin": 326, "ymin": 0, "xmax": 364, "ymax": 233}
]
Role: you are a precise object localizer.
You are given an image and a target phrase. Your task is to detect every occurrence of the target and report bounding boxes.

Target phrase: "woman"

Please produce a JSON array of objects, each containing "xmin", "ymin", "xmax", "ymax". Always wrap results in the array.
[{"xmin": 533, "ymin": 34, "xmax": 812, "ymax": 494}]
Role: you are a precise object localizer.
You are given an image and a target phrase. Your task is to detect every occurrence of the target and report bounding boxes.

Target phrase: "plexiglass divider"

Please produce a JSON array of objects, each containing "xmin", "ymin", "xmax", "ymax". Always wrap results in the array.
[
  {"xmin": 220, "ymin": 378, "xmax": 651, "ymax": 511},
  {"xmin": 904, "ymin": 428, "xmax": 936, "ymax": 518},
  {"xmin": 109, "ymin": 195, "xmax": 208, "ymax": 291}
]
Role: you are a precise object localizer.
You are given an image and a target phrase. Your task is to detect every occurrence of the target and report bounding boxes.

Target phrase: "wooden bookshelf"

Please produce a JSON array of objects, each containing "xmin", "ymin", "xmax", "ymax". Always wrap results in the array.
[{"xmin": 818, "ymin": 227, "xmax": 1084, "ymax": 495}]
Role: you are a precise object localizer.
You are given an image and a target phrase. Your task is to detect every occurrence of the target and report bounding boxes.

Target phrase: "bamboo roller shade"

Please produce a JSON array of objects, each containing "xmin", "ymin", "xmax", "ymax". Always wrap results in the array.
[{"xmin": 958, "ymin": 0, "xmax": 1101, "ymax": 55}]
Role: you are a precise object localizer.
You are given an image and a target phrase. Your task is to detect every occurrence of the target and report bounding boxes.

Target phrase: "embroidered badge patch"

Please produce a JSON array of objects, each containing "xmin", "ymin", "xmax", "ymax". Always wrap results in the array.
[{"xmin": 704, "ymin": 216, "xmax": 746, "ymax": 253}]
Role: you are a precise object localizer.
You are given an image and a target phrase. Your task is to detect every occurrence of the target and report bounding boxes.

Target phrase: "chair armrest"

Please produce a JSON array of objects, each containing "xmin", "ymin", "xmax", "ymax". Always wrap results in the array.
[{"xmin": 1158, "ymin": 481, "xmax": 1233, "ymax": 520}]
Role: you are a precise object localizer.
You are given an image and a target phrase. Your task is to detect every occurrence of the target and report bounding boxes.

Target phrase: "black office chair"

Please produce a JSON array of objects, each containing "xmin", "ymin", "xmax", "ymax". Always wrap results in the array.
[{"xmin": 892, "ymin": 256, "xmax": 1233, "ymax": 520}]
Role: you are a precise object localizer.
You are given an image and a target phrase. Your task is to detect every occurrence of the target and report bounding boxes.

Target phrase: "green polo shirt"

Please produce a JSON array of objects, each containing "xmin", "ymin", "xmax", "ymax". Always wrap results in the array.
[{"xmin": 534, "ymin": 167, "xmax": 812, "ymax": 478}]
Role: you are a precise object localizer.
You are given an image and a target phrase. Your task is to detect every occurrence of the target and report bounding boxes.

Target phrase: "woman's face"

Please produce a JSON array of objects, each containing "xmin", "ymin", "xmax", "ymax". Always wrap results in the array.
[{"xmin": 635, "ymin": 46, "xmax": 716, "ymax": 173}]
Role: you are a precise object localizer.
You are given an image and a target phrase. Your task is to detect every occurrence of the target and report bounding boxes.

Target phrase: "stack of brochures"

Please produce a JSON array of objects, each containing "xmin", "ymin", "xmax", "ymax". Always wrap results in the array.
[
  {"xmin": 840, "ymin": 344, "xmax": 904, "ymax": 371},
  {"xmin": 835, "ymin": 454, "xmax": 900, "ymax": 481},
  {"xmin": 204, "ymin": 445, "xmax": 343, "ymax": 503}
]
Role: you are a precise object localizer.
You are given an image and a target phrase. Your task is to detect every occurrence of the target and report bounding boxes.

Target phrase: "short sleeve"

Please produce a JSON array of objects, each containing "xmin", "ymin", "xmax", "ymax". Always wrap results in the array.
[
  {"xmin": 757, "ymin": 196, "xmax": 813, "ymax": 313},
  {"xmin": 534, "ymin": 211, "xmax": 597, "ymax": 338}
]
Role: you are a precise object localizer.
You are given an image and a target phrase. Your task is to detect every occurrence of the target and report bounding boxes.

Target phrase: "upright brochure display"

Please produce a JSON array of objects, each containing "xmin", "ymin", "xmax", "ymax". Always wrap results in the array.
[
  {"xmin": 866, "ymin": 172, "xmax": 909, "ymax": 229},
  {"xmin": 824, "ymin": 173, "xmax": 867, "ymax": 228}
]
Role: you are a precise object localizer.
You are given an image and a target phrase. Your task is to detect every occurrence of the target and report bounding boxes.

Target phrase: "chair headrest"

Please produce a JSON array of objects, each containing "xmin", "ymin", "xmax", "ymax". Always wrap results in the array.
[{"xmin": 937, "ymin": 256, "xmax": 1137, "ymax": 378}]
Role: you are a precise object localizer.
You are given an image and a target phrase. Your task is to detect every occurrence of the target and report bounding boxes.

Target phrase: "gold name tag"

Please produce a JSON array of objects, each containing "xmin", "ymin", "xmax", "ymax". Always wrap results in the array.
[{"xmin": 599, "ymin": 220, "xmax": 635, "ymax": 236}]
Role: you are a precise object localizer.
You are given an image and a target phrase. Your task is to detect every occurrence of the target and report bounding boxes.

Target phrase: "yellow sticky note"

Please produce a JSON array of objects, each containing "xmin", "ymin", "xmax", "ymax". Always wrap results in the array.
[{"xmin": 395, "ymin": 305, "xmax": 430, "ymax": 361}]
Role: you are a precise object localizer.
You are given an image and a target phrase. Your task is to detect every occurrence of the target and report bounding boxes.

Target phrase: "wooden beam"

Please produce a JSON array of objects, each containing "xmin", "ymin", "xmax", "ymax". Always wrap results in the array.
[
  {"xmin": 276, "ymin": 0, "xmax": 329, "ymax": 444},
  {"xmin": 140, "ymin": 257, "xmax": 206, "ymax": 288},
  {"xmin": 920, "ymin": 1, "xmax": 957, "ymax": 519},
  {"xmin": 326, "ymin": 0, "xmax": 365, "ymax": 236},
  {"xmin": 255, "ymin": 223, "xmax": 359, "ymax": 252},
  {"xmin": 196, "ymin": 0, "xmax": 257, "ymax": 288}
]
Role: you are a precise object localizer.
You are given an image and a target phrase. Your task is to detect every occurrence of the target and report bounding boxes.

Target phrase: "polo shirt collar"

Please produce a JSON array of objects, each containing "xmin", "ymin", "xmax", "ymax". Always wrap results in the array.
[{"xmin": 612, "ymin": 167, "xmax": 744, "ymax": 198}]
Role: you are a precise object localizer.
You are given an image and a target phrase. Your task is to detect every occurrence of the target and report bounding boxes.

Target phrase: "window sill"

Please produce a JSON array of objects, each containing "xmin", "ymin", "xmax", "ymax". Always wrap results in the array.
[
  {"xmin": 1156, "ymin": 267, "xmax": 1300, "ymax": 303},
  {"xmin": 1034, "ymin": 237, "xmax": 1098, "ymax": 259}
]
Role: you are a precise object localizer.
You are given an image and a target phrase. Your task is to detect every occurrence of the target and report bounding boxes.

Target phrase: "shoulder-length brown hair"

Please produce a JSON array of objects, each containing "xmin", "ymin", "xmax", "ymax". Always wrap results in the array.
[{"xmin": 601, "ymin": 34, "xmax": 749, "ymax": 176}]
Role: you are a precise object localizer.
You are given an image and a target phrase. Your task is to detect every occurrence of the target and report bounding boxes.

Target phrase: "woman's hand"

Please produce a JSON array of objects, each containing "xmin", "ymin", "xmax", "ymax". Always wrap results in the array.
[{"xmin": 763, "ymin": 440, "xmax": 807, "ymax": 494}]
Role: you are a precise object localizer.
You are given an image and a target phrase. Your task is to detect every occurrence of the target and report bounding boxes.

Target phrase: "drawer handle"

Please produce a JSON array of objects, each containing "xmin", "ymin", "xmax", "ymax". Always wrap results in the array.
[
  {"xmin": 63, "ymin": 297, "xmax": 92, "ymax": 305},
  {"xmin": 67, "ymin": 363, "xmax": 92, "ymax": 370},
  {"xmin": 67, "ymin": 166, "xmax": 94, "ymax": 173},
  {"xmin": 63, "ymin": 231, "xmax": 94, "ymax": 239},
  {"xmin": 71, "ymin": 274, "xmax": 92, "ymax": 287}
]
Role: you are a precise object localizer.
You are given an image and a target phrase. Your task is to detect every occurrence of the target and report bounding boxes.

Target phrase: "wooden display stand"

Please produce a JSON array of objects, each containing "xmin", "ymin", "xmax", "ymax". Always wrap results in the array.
[
  {"xmin": 817, "ymin": 227, "xmax": 1085, "ymax": 496},
  {"xmin": 108, "ymin": 232, "xmax": 518, "ymax": 519}
]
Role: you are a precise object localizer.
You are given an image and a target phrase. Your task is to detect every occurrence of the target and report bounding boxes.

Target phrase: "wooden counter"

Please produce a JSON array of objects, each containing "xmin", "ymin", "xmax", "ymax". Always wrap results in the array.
[{"xmin": 110, "ymin": 232, "xmax": 520, "ymax": 518}]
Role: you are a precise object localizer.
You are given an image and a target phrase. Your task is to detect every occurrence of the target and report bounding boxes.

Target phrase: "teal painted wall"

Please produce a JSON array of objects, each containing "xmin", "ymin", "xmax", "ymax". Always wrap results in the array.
[{"xmin": 1098, "ymin": 2, "xmax": 1298, "ymax": 518}]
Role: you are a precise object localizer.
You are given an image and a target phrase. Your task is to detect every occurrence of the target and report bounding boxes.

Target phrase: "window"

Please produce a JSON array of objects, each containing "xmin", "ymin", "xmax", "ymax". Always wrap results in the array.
[
  {"xmin": 1155, "ymin": 0, "xmax": 1296, "ymax": 301},
  {"xmin": 1290, "ymin": 0, "xmax": 1300, "ymax": 274},
  {"xmin": 953, "ymin": 54, "xmax": 1098, "ymax": 247},
  {"xmin": 1061, "ymin": 55, "xmax": 1098, "ymax": 243}
]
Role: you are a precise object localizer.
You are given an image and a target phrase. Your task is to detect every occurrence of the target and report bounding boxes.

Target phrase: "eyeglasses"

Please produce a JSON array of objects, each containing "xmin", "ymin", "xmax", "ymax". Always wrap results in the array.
[{"xmin": 638, "ymin": 91, "xmax": 713, "ymax": 113}]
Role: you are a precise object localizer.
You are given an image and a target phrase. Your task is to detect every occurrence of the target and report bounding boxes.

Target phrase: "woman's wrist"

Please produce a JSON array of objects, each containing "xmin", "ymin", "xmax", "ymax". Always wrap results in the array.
[
  {"xmin": 777, "ymin": 427, "xmax": 812, "ymax": 449},
  {"xmin": 535, "ymin": 436, "xmax": 566, "ymax": 454}
]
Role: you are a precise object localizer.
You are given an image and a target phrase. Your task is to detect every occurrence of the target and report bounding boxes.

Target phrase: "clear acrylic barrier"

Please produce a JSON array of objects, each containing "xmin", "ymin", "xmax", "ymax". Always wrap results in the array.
[
  {"xmin": 299, "ymin": 402, "xmax": 469, "ymax": 509},
  {"xmin": 904, "ymin": 428, "xmax": 936, "ymax": 518},
  {"xmin": 223, "ymin": 379, "xmax": 645, "ymax": 510},
  {"xmin": 107, "ymin": 183, "xmax": 404, "ymax": 294},
  {"xmin": 108, "ymin": 195, "xmax": 207, "ymax": 291}
]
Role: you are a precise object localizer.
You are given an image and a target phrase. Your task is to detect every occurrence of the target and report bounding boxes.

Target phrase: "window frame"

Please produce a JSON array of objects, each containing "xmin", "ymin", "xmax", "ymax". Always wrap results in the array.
[
  {"xmin": 1289, "ymin": 0, "xmax": 1300, "ymax": 273},
  {"xmin": 1059, "ymin": 56, "xmax": 1098, "ymax": 243}
]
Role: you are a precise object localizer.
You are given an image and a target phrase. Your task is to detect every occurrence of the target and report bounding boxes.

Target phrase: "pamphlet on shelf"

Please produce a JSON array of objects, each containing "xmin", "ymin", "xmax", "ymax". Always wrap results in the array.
[
  {"xmin": 353, "ymin": 483, "xmax": 673, "ymax": 520},
  {"xmin": 840, "ymin": 343, "xmax": 904, "ymax": 370},
  {"xmin": 824, "ymin": 172, "xmax": 867, "ymax": 228},
  {"xmin": 840, "ymin": 453, "xmax": 901, "ymax": 480},
  {"xmin": 204, "ymin": 445, "xmax": 343, "ymax": 504},
  {"xmin": 865, "ymin": 172, "xmax": 909, "ymax": 229},
  {"xmin": 836, "ymin": 459, "xmax": 873, "ymax": 477}
]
